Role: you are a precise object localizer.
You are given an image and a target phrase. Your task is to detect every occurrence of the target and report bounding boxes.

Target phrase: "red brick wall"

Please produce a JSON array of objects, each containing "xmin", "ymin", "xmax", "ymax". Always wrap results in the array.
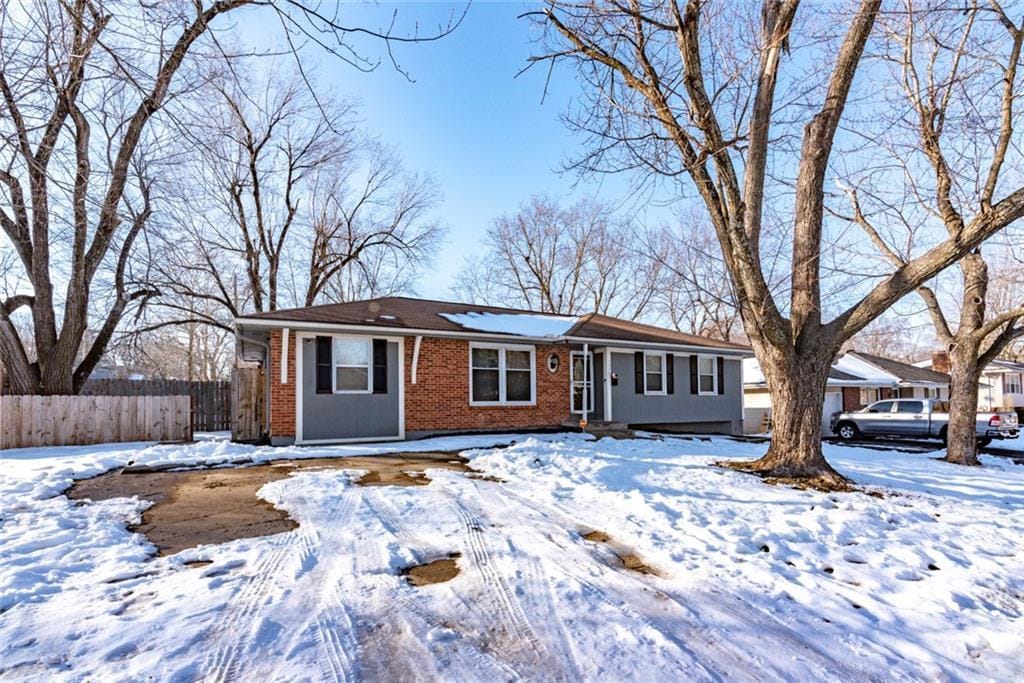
[
  {"xmin": 269, "ymin": 329, "xmax": 296, "ymax": 439},
  {"xmin": 842, "ymin": 387, "xmax": 861, "ymax": 411},
  {"xmin": 405, "ymin": 337, "xmax": 571, "ymax": 432}
]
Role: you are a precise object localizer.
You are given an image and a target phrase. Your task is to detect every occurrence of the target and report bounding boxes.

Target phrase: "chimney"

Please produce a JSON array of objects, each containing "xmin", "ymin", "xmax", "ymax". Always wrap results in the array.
[{"xmin": 932, "ymin": 350, "xmax": 950, "ymax": 374}]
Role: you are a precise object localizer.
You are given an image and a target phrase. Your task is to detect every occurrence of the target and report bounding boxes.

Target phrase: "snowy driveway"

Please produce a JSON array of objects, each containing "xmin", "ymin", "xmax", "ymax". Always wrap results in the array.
[{"xmin": 2, "ymin": 433, "xmax": 1023, "ymax": 681}]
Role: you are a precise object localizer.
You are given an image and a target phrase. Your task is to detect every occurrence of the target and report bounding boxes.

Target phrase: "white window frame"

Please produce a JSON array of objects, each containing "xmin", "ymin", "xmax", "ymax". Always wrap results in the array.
[
  {"xmin": 570, "ymin": 350, "xmax": 594, "ymax": 413},
  {"xmin": 696, "ymin": 354, "xmax": 718, "ymax": 396},
  {"xmin": 643, "ymin": 351, "xmax": 667, "ymax": 396},
  {"xmin": 469, "ymin": 343, "xmax": 536, "ymax": 407},
  {"xmin": 1005, "ymin": 373, "xmax": 1022, "ymax": 395},
  {"xmin": 332, "ymin": 336, "xmax": 373, "ymax": 394}
]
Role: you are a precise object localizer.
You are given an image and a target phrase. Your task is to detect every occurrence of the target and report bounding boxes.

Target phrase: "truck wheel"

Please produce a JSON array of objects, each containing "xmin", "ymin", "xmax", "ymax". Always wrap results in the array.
[
  {"xmin": 836, "ymin": 423, "xmax": 859, "ymax": 441},
  {"xmin": 939, "ymin": 427, "xmax": 948, "ymax": 446},
  {"xmin": 977, "ymin": 437, "xmax": 992, "ymax": 449}
]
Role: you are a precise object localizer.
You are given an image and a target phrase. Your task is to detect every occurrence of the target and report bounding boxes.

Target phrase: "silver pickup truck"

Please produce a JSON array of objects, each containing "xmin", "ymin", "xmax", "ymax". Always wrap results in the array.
[{"xmin": 830, "ymin": 398, "xmax": 1019, "ymax": 447}]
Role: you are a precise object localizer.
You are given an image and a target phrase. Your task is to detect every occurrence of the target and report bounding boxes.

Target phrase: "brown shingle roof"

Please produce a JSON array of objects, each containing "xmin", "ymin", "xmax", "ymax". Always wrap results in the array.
[
  {"xmin": 238, "ymin": 296, "xmax": 749, "ymax": 352},
  {"xmin": 566, "ymin": 313, "xmax": 750, "ymax": 350},
  {"xmin": 849, "ymin": 351, "xmax": 950, "ymax": 384}
]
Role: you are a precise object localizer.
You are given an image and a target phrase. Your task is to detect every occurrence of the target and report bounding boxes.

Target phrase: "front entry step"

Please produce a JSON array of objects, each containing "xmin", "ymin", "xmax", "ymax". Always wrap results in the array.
[{"xmin": 561, "ymin": 419, "xmax": 634, "ymax": 439}]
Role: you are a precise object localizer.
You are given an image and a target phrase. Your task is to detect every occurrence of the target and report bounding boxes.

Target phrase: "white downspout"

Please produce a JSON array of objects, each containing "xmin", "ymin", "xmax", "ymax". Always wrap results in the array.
[{"xmin": 411, "ymin": 335, "xmax": 422, "ymax": 384}]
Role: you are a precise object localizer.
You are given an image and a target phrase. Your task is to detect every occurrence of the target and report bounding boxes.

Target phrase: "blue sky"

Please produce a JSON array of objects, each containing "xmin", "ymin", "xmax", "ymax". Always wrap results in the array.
[{"xmin": 240, "ymin": 1, "xmax": 661, "ymax": 299}]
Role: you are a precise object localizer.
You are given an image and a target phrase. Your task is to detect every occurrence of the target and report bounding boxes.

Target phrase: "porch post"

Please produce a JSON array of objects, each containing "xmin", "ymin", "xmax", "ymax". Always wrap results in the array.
[
  {"xmin": 604, "ymin": 350, "xmax": 612, "ymax": 422},
  {"xmin": 580, "ymin": 343, "xmax": 589, "ymax": 429}
]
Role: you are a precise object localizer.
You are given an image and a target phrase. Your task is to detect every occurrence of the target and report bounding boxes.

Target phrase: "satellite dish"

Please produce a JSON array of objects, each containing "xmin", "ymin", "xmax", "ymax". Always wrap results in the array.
[{"xmin": 368, "ymin": 302, "xmax": 381, "ymax": 314}]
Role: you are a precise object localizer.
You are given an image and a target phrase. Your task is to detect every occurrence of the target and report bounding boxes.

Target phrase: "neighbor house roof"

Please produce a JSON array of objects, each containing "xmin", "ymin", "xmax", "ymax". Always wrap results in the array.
[
  {"xmin": 744, "ymin": 351, "xmax": 951, "ymax": 388},
  {"xmin": 983, "ymin": 359, "xmax": 1024, "ymax": 374},
  {"xmin": 845, "ymin": 351, "xmax": 951, "ymax": 385},
  {"xmin": 236, "ymin": 296, "xmax": 750, "ymax": 353}
]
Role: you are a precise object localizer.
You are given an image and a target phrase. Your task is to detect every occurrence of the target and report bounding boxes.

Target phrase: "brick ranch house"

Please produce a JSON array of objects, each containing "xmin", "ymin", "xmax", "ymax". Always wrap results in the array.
[
  {"xmin": 234, "ymin": 297, "xmax": 752, "ymax": 445},
  {"xmin": 743, "ymin": 351, "xmax": 951, "ymax": 436}
]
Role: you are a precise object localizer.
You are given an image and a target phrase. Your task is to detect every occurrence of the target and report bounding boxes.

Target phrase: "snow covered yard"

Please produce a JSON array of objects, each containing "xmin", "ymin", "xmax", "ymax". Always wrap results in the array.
[{"xmin": 2, "ymin": 434, "xmax": 1022, "ymax": 681}]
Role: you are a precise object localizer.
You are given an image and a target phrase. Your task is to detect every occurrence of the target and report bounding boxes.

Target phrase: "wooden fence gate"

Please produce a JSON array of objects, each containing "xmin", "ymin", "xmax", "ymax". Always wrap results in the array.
[
  {"xmin": 231, "ymin": 365, "xmax": 265, "ymax": 443},
  {"xmin": 82, "ymin": 379, "xmax": 231, "ymax": 432}
]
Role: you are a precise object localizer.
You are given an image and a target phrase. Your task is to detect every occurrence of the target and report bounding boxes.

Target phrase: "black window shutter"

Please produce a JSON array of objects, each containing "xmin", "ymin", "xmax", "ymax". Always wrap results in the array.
[
  {"xmin": 634, "ymin": 352, "xmax": 643, "ymax": 394},
  {"xmin": 373, "ymin": 340, "xmax": 388, "ymax": 394},
  {"xmin": 717, "ymin": 356, "xmax": 725, "ymax": 395},
  {"xmin": 689, "ymin": 355, "xmax": 698, "ymax": 394},
  {"xmin": 315, "ymin": 336, "xmax": 332, "ymax": 393},
  {"xmin": 667, "ymin": 355, "xmax": 675, "ymax": 394}
]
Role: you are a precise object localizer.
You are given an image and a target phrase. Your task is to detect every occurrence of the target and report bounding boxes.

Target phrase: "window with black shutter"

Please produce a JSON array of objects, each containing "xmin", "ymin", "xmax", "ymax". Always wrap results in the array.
[
  {"xmin": 315, "ymin": 336, "xmax": 332, "ymax": 394},
  {"xmin": 634, "ymin": 352, "xmax": 643, "ymax": 394},
  {"xmin": 373, "ymin": 340, "xmax": 388, "ymax": 394}
]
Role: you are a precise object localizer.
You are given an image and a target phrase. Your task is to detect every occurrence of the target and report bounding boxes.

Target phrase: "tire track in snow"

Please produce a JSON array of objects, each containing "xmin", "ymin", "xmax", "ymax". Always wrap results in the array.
[
  {"xmin": 487, "ymin": 482, "xmax": 878, "ymax": 681},
  {"xmin": 278, "ymin": 477, "xmax": 362, "ymax": 683},
  {"xmin": 360, "ymin": 488, "xmax": 521, "ymax": 680},
  {"xmin": 445, "ymin": 497, "xmax": 566, "ymax": 678},
  {"xmin": 200, "ymin": 530, "xmax": 300, "ymax": 682},
  {"xmin": 456, "ymin": 480, "xmax": 585, "ymax": 681}
]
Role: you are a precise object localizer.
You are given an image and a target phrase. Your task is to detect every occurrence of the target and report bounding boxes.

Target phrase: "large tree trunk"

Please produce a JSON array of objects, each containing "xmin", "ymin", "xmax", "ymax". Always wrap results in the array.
[
  {"xmin": 944, "ymin": 344, "xmax": 983, "ymax": 466},
  {"xmin": 725, "ymin": 349, "xmax": 851, "ymax": 490}
]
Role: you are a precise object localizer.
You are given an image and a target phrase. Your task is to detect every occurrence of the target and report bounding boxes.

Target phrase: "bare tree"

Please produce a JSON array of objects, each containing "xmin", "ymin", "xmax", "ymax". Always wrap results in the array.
[
  {"xmin": 842, "ymin": 1, "xmax": 1024, "ymax": 466},
  {"xmin": 453, "ymin": 195, "xmax": 661, "ymax": 318},
  {"xmin": 0, "ymin": 0, "xmax": 462, "ymax": 395},
  {"xmin": 533, "ymin": 0, "xmax": 1024, "ymax": 487},
  {"xmin": 302, "ymin": 143, "xmax": 442, "ymax": 308},
  {"xmin": 146, "ymin": 75, "xmax": 443, "ymax": 336}
]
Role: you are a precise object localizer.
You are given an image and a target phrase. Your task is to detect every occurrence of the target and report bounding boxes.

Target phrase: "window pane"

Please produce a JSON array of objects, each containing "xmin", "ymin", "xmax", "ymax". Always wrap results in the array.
[
  {"xmin": 506, "ymin": 350, "xmax": 531, "ymax": 370},
  {"xmin": 646, "ymin": 372, "xmax": 662, "ymax": 393},
  {"xmin": 471, "ymin": 348, "xmax": 499, "ymax": 369},
  {"xmin": 897, "ymin": 401, "xmax": 923, "ymax": 413},
  {"xmin": 933, "ymin": 401, "xmax": 949, "ymax": 413},
  {"xmin": 506, "ymin": 369, "xmax": 531, "ymax": 401},
  {"xmin": 336, "ymin": 366, "xmax": 368, "ymax": 391},
  {"xmin": 699, "ymin": 375, "xmax": 715, "ymax": 393},
  {"xmin": 645, "ymin": 354, "xmax": 663, "ymax": 373},
  {"xmin": 334, "ymin": 339, "xmax": 369, "ymax": 366},
  {"xmin": 472, "ymin": 368, "xmax": 499, "ymax": 402},
  {"xmin": 698, "ymin": 356, "xmax": 714, "ymax": 374},
  {"xmin": 870, "ymin": 401, "xmax": 893, "ymax": 413}
]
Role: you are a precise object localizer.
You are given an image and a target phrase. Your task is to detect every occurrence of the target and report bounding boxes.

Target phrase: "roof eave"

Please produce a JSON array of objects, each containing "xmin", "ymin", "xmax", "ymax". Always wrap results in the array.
[{"xmin": 235, "ymin": 316, "xmax": 753, "ymax": 354}]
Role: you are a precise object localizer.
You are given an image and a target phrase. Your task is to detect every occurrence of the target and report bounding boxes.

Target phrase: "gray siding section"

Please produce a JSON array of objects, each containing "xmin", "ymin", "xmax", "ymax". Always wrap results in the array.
[
  {"xmin": 300, "ymin": 337, "xmax": 400, "ymax": 441},
  {"xmin": 609, "ymin": 352, "xmax": 743, "ymax": 432},
  {"xmin": 592, "ymin": 352, "xmax": 605, "ymax": 419}
]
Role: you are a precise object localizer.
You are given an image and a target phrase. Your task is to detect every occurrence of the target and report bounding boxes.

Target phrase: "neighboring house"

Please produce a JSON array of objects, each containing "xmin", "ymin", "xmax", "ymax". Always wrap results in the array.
[
  {"xmin": 915, "ymin": 352, "xmax": 1024, "ymax": 414},
  {"xmin": 234, "ymin": 297, "xmax": 752, "ymax": 445},
  {"xmin": 743, "ymin": 351, "xmax": 950, "ymax": 436}
]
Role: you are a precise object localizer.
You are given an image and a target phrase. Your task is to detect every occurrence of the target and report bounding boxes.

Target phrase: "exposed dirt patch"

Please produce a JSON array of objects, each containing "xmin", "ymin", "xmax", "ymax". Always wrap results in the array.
[
  {"xmin": 183, "ymin": 560, "xmax": 213, "ymax": 568},
  {"xmin": 67, "ymin": 452, "xmax": 475, "ymax": 556},
  {"xmin": 617, "ymin": 553, "xmax": 657, "ymax": 575},
  {"xmin": 579, "ymin": 528, "xmax": 659, "ymax": 575},
  {"xmin": 402, "ymin": 553, "xmax": 461, "ymax": 586}
]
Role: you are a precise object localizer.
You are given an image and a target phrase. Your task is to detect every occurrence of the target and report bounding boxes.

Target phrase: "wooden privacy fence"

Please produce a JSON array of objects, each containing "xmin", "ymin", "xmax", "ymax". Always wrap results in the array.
[
  {"xmin": 82, "ymin": 379, "xmax": 231, "ymax": 432},
  {"xmin": 1, "ymin": 395, "xmax": 191, "ymax": 450}
]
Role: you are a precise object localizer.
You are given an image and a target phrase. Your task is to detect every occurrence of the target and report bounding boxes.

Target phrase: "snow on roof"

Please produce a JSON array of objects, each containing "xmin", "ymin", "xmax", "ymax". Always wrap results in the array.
[{"xmin": 439, "ymin": 311, "xmax": 580, "ymax": 338}]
